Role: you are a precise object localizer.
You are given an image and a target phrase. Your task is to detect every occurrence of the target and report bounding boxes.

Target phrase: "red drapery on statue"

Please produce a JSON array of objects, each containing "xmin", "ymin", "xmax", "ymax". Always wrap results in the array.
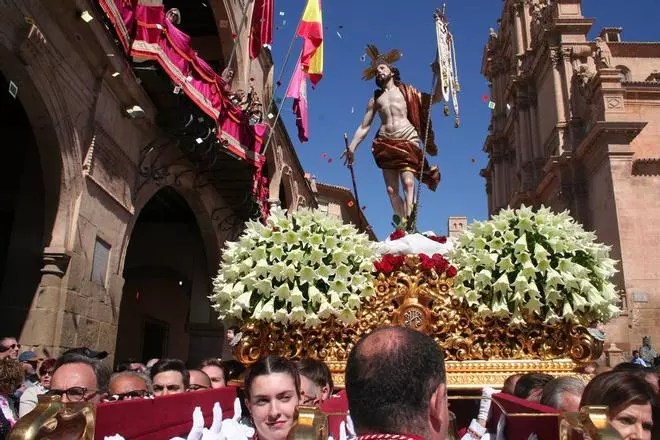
[{"xmin": 98, "ymin": 0, "xmax": 269, "ymax": 218}]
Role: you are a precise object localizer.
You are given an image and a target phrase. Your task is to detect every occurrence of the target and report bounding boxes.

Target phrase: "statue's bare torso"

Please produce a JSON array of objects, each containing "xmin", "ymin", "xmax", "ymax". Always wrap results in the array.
[{"xmin": 373, "ymin": 86, "xmax": 412, "ymax": 135}]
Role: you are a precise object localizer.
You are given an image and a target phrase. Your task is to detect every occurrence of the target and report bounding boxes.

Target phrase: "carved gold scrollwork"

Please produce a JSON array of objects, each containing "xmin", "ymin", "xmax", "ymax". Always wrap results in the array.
[
  {"xmin": 236, "ymin": 255, "xmax": 603, "ymax": 388},
  {"xmin": 8, "ymin": 395, "xmax": 96, "ymax": 440}
]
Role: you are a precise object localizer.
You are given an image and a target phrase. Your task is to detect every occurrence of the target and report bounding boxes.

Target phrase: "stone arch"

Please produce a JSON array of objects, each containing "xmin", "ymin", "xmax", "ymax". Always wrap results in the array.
[
  {"xmin": 118, "ymin": 178, "xmax": 222, "ymax": 279},
  {"xmin": 116, "ymin": 183, "xmax": 223, "ymax": 362},
  {"xmin": 0, "ymin": 23, "xmax": 85, "ymax": 335},
  {"xmin": 0, "ymin": 26, "xmax": 84, "ymax": 252}
]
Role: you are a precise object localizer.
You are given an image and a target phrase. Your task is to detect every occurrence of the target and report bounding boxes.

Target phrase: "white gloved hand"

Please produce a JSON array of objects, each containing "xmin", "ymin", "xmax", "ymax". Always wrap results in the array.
[
  {"xmin": 346, "ymin": 414, "xmax": 356, "ymax": 440},
  {"xmin": 478, "ymin": 387, "xmax": 496, "ymax": 422},
  {"xmin": 209, "ymin": 402, "xmax": 223, "ymax": 433},
  {"xmin": 219, "ymin": 398, "xmax": 254, "ymax": 440},
  {"xmin": 104, "ymin": 436, "xmax": 127, "ymax": 440},
  {"xmin": 339, "ymin": 421, "xmax": 347, "ymax": 440},
  {"xmin": 200, "ymin": 428, "xmax": 225, "ymax": 440},
  {"xmin": 232, "ymin": 397, "xmax": 242, "ymax": 421},
  {"xmin": 186, "ymin": 407, "xmax": 205, "ymax": 440}
]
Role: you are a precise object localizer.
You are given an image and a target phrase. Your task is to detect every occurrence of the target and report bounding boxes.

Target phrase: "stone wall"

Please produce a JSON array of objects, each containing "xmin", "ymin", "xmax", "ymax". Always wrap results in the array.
[{"xmin": 482, "ymin": 0, "xmax": 660, "ymax": 355}]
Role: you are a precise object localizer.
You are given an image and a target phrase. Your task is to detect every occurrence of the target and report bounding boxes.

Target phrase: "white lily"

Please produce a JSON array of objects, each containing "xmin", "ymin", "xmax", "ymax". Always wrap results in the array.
[{"xmin": 299, "ymin": 266, "xmax": 316, "ymax": 285}]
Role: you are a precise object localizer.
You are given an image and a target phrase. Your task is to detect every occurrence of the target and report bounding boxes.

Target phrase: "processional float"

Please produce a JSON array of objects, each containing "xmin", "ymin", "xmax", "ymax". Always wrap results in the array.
[{"xmin": 9, "ymin": 5, "xmax": 621, "ymax": 440}]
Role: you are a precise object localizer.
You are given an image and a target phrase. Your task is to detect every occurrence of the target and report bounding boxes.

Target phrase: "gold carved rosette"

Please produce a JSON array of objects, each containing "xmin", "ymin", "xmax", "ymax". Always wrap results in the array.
[{"xmin": 235, "ymin": 255, "xmax": 603, "ymax": 388}]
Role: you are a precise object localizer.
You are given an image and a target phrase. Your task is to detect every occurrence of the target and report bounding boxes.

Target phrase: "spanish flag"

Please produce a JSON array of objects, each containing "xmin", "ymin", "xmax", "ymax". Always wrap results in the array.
[{"xmin": 297, "ymin": 0, "xmax": 323, "ymax": 86}]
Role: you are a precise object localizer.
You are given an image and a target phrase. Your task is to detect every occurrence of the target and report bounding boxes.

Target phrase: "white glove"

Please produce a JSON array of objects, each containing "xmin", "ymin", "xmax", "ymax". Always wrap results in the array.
[
  {"xmin": 346, "ymin": 414, "xmax": 356, "ymax": 440},
  {"xmin": 200, "ymin": 428, "xmax": 225, "ymax": 440},
  {"xmin": 104, "ymin": 436, "xmax": 126, "ymax": 440},
  {"xmin": 209, "ymin": 402, "xmax": 223, "ymax": 433},
  {"xmin": 339, "ymin": 421, "xmax": 347, "ymax": 440},
  {"xmin": 186, "ymin": 407, "xmax": 205, "ymax": 440},
  {"xmin": 478, "ymin": 387, "xmax": 496, "ymax": 422},
  {"xmin": 219, "ymin": 399, "xmax": 254, "ymax": 440},
  {"xmin": 233, "ymin": 397, "xmax": 242, "ymax": 421}
]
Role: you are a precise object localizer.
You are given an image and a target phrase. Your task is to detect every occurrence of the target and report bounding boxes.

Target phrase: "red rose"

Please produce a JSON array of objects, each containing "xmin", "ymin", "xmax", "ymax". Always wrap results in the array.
[
  {"xmin": 375, "ymin": 261, "xmax": 394, "ymax": 274},
  {"xmin": 432, "ymin": 254, "xmax": 449, "ymax": 272},
  {"xmin": 446, "ymin": 265, "xmax": 458, "ymax": 278},
  {"xmin": 428, "ymin": 235, "xmax": 448, "ymax": 244},
  {"xmin": 382, "ymin": 254, "xmax": 405, "ymax": 269},
  {"xmin": 419, "ymin": 254, "xmax": 435, "ymax": 271},
  {"xmin": 389, "ymin": 229, "xmax": 406, "ymax": 241}
]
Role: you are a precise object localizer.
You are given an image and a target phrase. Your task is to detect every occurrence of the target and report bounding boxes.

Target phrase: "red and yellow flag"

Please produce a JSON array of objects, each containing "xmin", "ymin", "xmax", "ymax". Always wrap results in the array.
[{"xmin": 296, "ymin": 0, "xmax": 323, "ymax": 86}]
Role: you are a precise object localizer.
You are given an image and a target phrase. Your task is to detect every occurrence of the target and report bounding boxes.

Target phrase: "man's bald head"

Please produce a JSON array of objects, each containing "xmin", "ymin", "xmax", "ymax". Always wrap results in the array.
[{"xmin": 346, "ymin": 327, "xmax": 447, "ymax": 438}]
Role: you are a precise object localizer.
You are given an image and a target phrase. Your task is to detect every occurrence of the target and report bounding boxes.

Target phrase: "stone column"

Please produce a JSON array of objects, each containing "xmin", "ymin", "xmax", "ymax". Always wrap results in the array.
[{"xmin": 19, "ymin": 248, "xmax": 71, "ymax": 354}]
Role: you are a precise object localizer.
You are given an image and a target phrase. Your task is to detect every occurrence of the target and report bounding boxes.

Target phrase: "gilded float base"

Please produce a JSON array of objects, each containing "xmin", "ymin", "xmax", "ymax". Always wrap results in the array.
[
  {"xmin": 235, "ymin": 255, "xmax": 603, "ymax": 389},
  {"xmin": 326, "ymin": 358, "xmax": 588, "ymax": 389}
]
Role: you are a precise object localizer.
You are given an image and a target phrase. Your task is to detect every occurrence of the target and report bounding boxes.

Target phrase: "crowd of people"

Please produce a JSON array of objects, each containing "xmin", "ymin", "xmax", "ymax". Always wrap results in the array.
[{"xmin": 0, "ymin": 329, "xmax": 658, "ymax": 439}]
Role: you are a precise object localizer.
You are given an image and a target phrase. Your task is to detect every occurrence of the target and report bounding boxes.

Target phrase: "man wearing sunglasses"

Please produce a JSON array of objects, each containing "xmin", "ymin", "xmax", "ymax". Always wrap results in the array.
[
  {"xmin": 47, "ymin": 353, "xmax": 110, "ymax": 403},
  {"xmin": 106, "ymin": 371, "xmax": 152, "ymax": 401},
  {"xmin": 0, "ymin": 337, "xmax": 19, "ymax": 360},
  {"xmin": 188, "ymin": 369, "xmax": 211, "ymax": 392}
]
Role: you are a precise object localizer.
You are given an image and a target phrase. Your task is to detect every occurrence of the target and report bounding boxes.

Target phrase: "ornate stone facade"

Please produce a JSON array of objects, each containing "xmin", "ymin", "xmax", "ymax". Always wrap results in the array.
[
  {"xmin": 0, "ymin": 0, "xmax": 334, "ymax": 363},
  {"xmin": 481, "ymin": 0, "xmax": 660, "ymax": 354}
]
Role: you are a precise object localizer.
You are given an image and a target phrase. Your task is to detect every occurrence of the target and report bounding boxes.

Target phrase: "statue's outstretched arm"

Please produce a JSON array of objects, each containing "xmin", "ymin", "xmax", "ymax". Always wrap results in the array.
[{"xmin": 343, "ymin": 98, "xmax": 376, "ymax": 166}]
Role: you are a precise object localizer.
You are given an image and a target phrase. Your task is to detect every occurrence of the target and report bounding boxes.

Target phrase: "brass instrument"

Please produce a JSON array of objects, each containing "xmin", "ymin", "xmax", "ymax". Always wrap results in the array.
[{"xmin": 8, "ymin": 395, "xmax": 95, "ymax": 440}]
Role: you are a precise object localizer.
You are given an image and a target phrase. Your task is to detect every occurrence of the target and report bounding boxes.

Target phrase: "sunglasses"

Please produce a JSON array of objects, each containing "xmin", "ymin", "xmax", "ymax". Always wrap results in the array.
[
  {"xmin": 0, "ymin": 344, "xmax": 20, "ymax": 353},
  {"xmin": 46, "ymin": 386, "xmax": 100, "ymax": 402},
  {"xmin": 105, "ymin": 389, "xmax": 151, "ymax": 401}
]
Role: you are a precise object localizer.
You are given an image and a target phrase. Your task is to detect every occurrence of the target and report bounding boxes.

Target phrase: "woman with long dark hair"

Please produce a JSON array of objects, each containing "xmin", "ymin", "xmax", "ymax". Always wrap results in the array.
[
  {"xmin": 244, "ymin": 356, "xmax": 300, "ymax": 440},
  {"xmin": 580, "ymin": 370, "xmax": 655, "ymax": 439}
]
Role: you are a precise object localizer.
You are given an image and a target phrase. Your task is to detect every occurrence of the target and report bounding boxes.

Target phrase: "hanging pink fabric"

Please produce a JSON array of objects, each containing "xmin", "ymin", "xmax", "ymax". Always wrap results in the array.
[
  {"xmin": 97, "ymin": 0, "xmax": 270, "ymax": 213},
  {"xmin": 285, "ymin": 60, "xmax": 309, "ymax": 142}
]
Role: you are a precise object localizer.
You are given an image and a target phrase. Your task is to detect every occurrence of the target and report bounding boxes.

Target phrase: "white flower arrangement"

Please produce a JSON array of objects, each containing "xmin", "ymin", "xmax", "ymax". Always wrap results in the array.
[
  {"xmin": 448, "ymin": 205, "xmax": 621, "ymax": 326},
  {"xmin": 210, "ymin": 208, "xmax": 377, "ymax": 327}
]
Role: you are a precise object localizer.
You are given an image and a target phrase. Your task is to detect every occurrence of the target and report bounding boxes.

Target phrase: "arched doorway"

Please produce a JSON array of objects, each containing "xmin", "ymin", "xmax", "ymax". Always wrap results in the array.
[
  {"xmin": 116, "ymin": 187, "xmax": 219, "ymax": 365},
  {"xmin": 0, "ymin": 71, "xmax": 56, "ymax": 336}
]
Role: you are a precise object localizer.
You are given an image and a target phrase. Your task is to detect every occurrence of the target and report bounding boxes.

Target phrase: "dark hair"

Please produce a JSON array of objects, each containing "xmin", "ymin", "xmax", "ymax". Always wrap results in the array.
[
  {"xmin": 0, "ymin": 358, "xmax": 24, "ymax": 395},
  {"xmin": 150, "ymin": 358, "xmax": 190, "ymax": 388},
  {"xmin": 54, "ymin": 353, "xmax": 111, "ymax": 391},
  {"xmin": 374, "ymin": 64, "xmax": 402, "ymax": 89},
  {"xmin": 580, "ymin": 370, "xmax": 655, "ymax": 417},
  {"xmin": 115, "ymin": 358, "xmax": 139, "ymax": 372},
  {"xmin": 297, "ymin": 359, "xmax": 334, "ymax": 393},
  {"xmin": 200, "ymin": 358, "xmax": 225, "ymax": 371},
  {"xmin": 244, "ymin": 356, "xmax": 300, "ymax": 399},
  {"xmin": 613, "ymin": 362, "xmax": 647, "ymax": 372},
  {"xmin": 39, "ymin": 358, "xmax": 57, "ymax": 376},
  {"xmin": 223, "ymin": 359, "xmax": 246, "ymax": 382},
  {"xmin": 513, "ymin": 373, "xmax": 554, "ymax": 399},
  {"xmin": 345, "ymin": 327, "xmax": 446, "ymax": 436}
]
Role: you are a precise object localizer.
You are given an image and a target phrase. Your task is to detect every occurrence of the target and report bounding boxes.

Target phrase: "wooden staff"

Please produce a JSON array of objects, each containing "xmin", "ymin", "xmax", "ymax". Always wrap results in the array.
[{"xmin": 344, "ymin": 132, "xmax": 365, "ymax": 231}]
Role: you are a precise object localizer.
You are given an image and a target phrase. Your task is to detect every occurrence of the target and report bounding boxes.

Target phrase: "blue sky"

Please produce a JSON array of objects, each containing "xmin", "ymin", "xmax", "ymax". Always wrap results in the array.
[{"xmin": 268, "ymin": 0, "xmax": 660, "ymax": 240}]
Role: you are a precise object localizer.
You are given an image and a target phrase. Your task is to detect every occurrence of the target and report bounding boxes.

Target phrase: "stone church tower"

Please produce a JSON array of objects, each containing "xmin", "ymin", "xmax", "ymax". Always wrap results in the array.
[{"xmin": 481, "ymin": 0, "xmax": 660, "ymax": 353}]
